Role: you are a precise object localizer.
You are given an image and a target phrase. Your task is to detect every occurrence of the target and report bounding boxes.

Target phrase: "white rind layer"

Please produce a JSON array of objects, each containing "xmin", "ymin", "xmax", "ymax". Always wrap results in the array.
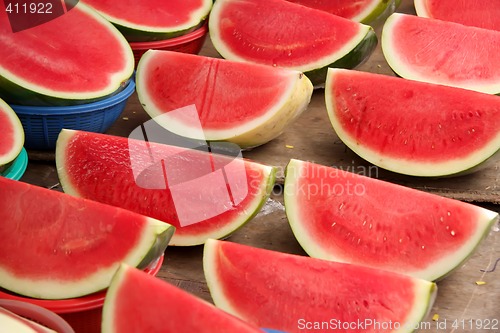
[
  {"xmin": 83, "ymin": 0, "xmax": 212, "ymax": 33},
  {"xmin": 209, "ymin": 0, "xmax": 373, "ymax": 73},
  {"xmin": 413, "ymin": 0, "xmax": 431, "ymax": 17},
  {"xmin": 136, "ymin": 50, "xmax": 314, "ymax": 149},
  {"xmin": 0, "ymin": 3, "xmax": 134, "ymax": 101},
  {"xmin": 284, "ymin": 159, "xmax": 500, "ymax": 281},
  {"xmin": 382, "ymin": 13, "xmax": 500, "ymax": 95},
  {"xmin": 0, "ymin": 99, "xmax": 24, "ymax": 166},
  {"xmin": 325, "ymin": 68, "xmax": 500, "ymax": 177}
]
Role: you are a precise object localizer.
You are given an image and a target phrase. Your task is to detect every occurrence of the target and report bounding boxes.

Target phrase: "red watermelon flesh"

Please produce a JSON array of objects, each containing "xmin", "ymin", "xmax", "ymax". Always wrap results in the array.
[
  {"xmin": 0, "ymin": 99, "xmax": 23, "ymax": 166},
  {"xmin": 209, "ymin": 0, "xmax": 376, "ymax": 86},
  {"xmin": 136, "ymin": 50, "xmax": 313, "ymax": 148},
  {"xmin": 284, "ymin": 159, "xmax": 499, "ymax": 281},
  {"xmin": 102, "ymin": 264, "xmax": 264, "ymax": 333},
  {"xmin": 382, "ymin": 13, "xmax": 500, "ymax": 95},
  {"xmin": 204, "ymin": 239, "xmax": 436, "ymax": 333},
  {"xmin": 325, "ymin": 69, "xmax": 500, "ymax": 176},
  {"xmin": 414, "ymin": 0, "xmax": 500, "ymax": 31},
  {"xmin": 0, "ymin": 3, "xmax": 134, "ymax": 105},
  {"xmin": 0, "ymin": 177, "xmax": 174, "ymax": 299},
  {"xmin": 55, "ymin": 129, "xmax": 275, "ymax": 246},
  {"xmin": 82, "ymin": 0, "xmax": 212, "ymax": 41}
]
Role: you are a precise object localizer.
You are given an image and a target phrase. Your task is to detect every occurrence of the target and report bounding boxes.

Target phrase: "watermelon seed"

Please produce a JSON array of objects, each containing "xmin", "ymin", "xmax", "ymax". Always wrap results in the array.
[
  {"xmin": 421, "ymin": 246, "xmax": 425, "ymax": 250},
  {"xmin": 399, "ymin": 239, "xmax": 403, "ymax": 243},
  {"xmin": 339, "ymin": 203, "xmax": 344, "ymax": 210},
  {"xmin": 362, "ymin": 220, "xmax": 367, "ymax": 226},
  {"xmin": 431, "ymin": 144, "xmax": 435, "ymax": 149},
  {"xmin": 438, "ymin": 123, "xmax": 442, "ymax": 129},
  {"xmin": 450, "ymin": 230, "xmax": 456, "ymax": 236},
  {"xmin": 383, "ymin": 236, "xmax": 387, "ymax": 242},
  {"xmin": 446, "ymin": 226, "xmax": 450, "ymax": 230},
  {"xmin": 331, "ymin": 222, "xmax": 336, "ymax": 227},
  {"xmin": 369, "ymin": 223, "xmax": 372, "ymax": 230},
  {"xmin": 357, "ymin": 238, "xmax": 361, "ymax": 245},
  {"xmin": 447, "ymin": 211, "xmax": 451, "ymax": 216},
  {"xmin": 404, "ymin": 139, "xmax": 408, "ymax": 145},
  {"xmin": 440, "ymin": 217, "xmax": 444, "ymax": 222},
  {"xmin": 471, "ymin": 128, "xmax": 476, "ymax": 133}
]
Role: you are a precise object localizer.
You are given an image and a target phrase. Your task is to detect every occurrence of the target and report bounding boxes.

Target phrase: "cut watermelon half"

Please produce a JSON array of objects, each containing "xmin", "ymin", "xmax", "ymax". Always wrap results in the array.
[
  {"xmin": 102, "ymin": 264, "xmax": 265, "ymax": 333},
  {"xmin": 325, "ymin": 69, "xmax": 500, "ymax": 177},
  {"xmin": 0, "ymin": 98, "xmax": 24, "ymax": 169},
  {"xmin": 0, "ymin": 2, "xmax": 134, "ymax": 105},
  {"xmin": 0, "ymin": 177, "xmax": 174, "ymax": 300},
  {"xmin": 286, "ymin": 0, "xmax": 401, "ymax": 24},
  {"xmin": 284, "ymin": 159, "xmax": 499, "ymax": 281},
  {"xmin": 204, "ymin": 239, "xmax": 437, "ymax": 333},
  {"xmin": 82, "ymin": 0, "xmax": 212, "ymax": 42},
  {"xmin": 209, "ymin": 0, "xmax": 377, "ymax": 87},
  {"xmin": 55, "ymin": 129, "xmax": 275, "ymax": 246},
  {"xmin": 382, "ymin": 13, "xmax": 500, "ymax": 95},
  {"xmin": 414, "ymin": 0, "xmax": 500, "ymax": 32},
  {"xmin": 136, "ymin": 50, "xmax": 313, "ymax": 149}
]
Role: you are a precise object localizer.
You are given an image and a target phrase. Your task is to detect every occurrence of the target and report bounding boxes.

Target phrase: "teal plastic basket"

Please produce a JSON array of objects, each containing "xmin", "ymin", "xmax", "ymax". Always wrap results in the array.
[
  {"xmin": 1, "ymin": 148, "xmax": 28, "ymax": 180},
  {"xmin": 11, "ymin": 80, "xmax": 135, "ymax": 150}
]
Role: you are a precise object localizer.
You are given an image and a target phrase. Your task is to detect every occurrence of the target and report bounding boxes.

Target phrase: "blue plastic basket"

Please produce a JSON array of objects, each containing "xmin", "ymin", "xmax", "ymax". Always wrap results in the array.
[
  {"xmin": 1, "ymin": 147, "xmax": 28, "ymax": 180},
  {"xmin": 10, "ymin": 80, "xmax": 135, "ymax": 150}
]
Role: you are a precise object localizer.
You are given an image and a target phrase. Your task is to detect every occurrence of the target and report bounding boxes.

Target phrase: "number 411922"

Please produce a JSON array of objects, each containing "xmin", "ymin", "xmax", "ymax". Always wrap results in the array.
[{"xmin": 5, "ymin": 2, "xmax": 53, "ymax": 14}]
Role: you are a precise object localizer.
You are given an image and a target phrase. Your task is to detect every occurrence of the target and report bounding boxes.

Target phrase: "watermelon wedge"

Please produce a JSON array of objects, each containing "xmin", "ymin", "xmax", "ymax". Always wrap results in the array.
[
  {"xmin": 102, "ymin": 264, "xmax": 265, "ymax": 333},
  {"xmin": 325, "ymin": 69, "xmax": 500, "ymax": 177},
  {"xmin": 284, "ymin": 159, "xmax": 499, "ymax": 281},
  {"xmin": 286, "ymin": 0, "xmax": 401, "ymax": 24},
  {"xmin": 204, "ymin": 239, "xmax": 437, "ymax": 333},
  {"xmin": 81, "ymin": 0, "xmax": 212, "ymax": 42},
  {"xmin": 136, "ymin": 50, "xmax": 313, "ymax": 149},
  {"xmin": 0, "ymin": 307, "xmax": 56, "ymax": 333},
  {"xmin": 0, "ymin": 177, "xmax": 174, "ymax": 300},
  {"xmin": 382, "ymin": 13, "xmax": 500, "ymax": 95},
  {"xmin": 414, "ymin": 0, "xmax": 500, "ymax": 32},
  {"xmin": 0, "ymin": 98, "xmax": 24, "ymax": 170},
  {"xmin": 209, "ymin": 0, "xmax": 377, "ymax": 86},
  {"xmin": 55, "ymin": 130, "xmax": 275, "ymax": 246},
  {"xmin": 0, "ymin": 2, "xmax": 134, "ymax": 105}
]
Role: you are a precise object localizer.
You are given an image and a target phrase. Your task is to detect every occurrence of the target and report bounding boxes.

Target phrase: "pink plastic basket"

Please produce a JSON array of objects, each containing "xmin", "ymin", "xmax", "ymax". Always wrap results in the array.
[{"xmin": 0, "ymin": 255, "xmax": 164, "ymax": 333}]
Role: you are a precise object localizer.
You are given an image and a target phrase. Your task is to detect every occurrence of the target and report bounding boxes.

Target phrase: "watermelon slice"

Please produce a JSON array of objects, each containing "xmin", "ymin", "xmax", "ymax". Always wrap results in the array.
[
  {"xmin": 325, "ymin": 69, "xmax": 500, "ymax": 177},
  {"xmin": 102, "ymin": 264, "xmax": 265, "ymax": 333},
  {"xmin": 286, "ymin": 0, "xmax": 401, "ymax": 24},
  {"xmin": 382, "ymin": 13, "xmax": 500, "ymax": 95},
  {"xmin": 209, "ymin": 0, "xmax": 377, "ymax": 87},
  {"xmin": 0, "ymin": 307, "xmax": 56, "ymax": 333},
  {"xmin": 136, "ymin": 50, "xmax": 313, "ymax": 149},
  {"xmin": 82, "ymin": 0, "xmax": 212, "ymax": 42},
  {"xmin": 0, "ymin": 2, "xmax": 134, "ymax": 105},
  {"xmin": 55, "ymin": 129, "xmax": 275, "ymax": 246},
  {"xmin": 284, "ymin": 159, "xmax": 499, "ymax": 281},
  {"xmin": 0, "ymin": 177, "xmax": 174, "ymax": 299},
  {"xmin": 414, "ymin": 0, "xmax": 500, "ymax": 31},
  {"xmin": 204, "ymin": 239, "xmax": 437, "ymax": 333},
  {"xmin": 0, "ymin": 98, "xmax": 24, "ymax": 170}
]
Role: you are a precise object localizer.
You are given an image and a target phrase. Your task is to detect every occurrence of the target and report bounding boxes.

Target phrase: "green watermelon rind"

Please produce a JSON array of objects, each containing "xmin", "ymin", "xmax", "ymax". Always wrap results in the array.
[
  {"xmin": 203, "ymin": 239, "xmax": 438, "ymax": 333},
  {"xmin": 55, "ymin": 129, "xmax": 277, "ymax": 247},
  {"xmin": 136, "ymin": 50, "xmax": 314, "ymax": 149},
  {"xmin": 283, "ymin": 159, "xmax": 500, "ymax": 282},
  {"xmin": 305, "ymin": 28, "xmax": 377, "ymax": 88},
  {"xmin": 381, "ymin": 13, "xmax": 500, "ymax": 95},
  {"xmin": 209, "ymin": 0, "xmax": 378, "ymax": 87},
  {"xmin": 0, "ymin": 3, "xmax": 135, "ymax": 106},
  {"xmin": 325, "ymin": 68, "xmax": 500, "ymax": 177},
  {"xmin": 0, "ymin": 99, "xmax": 24, "ymax": 167},
  {"xmin": 354, "ymin": 0, "xmax": 401, "ymax": 25},
  {"xmin": 83, "ymin": 0, "xmax": 212, "ymax": 42}
]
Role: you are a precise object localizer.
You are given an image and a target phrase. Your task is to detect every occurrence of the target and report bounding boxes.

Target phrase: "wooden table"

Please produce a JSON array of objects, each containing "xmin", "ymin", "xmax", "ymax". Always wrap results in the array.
[{"xmin": 19, "ymin": 0, "xmax": 499, "ymax": 331}]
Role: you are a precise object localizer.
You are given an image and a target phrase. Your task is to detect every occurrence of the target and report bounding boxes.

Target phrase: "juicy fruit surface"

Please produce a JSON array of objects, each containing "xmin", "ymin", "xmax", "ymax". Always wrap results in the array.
[
  {"xmin": 204, "ymin": 240, "xmax": 436, "ymax": 333},
  {"xmin": 286, "ymin": 0, "xmax": 377, "ymax": 19},
  {"xmin": 57, "ymin": 130, "xmax": 273, "ymax": 245},
  {"xmin": 0, "ymin": 99, "xmax": 23, "ymax": 164},
  {"xmin": 102, "ymin": 265, "xmax": 263, "ymax": 333},
  {"xmin": 0, "ymin": 177, "xmax": 172, "ymax": 299},
  {"xmin": 415, "ymin": 0, "xmax": 500, "ymax": 31},
  {"xmin": 82, "ymin": 0, "xmax": 210, "ymax": 29},
  {"xmin": 383, "ymin": 13, "xmax": 500, "ymax": 94},
  {"xmin": 138, "ymin": 51, "xmax": 300, "ymax": 129},
  {"xmin": 0, "ymin": 3, "xmax": 133, "ymax": 100},
  {"xmin": 210, "ymin": 0, "xmax": 367, "ymax": 70},
  {"xmin": 327, "ymin": 69, "xmax": 500, "ymax": 162},
  {"xmin": 284, "ymin": 160, "xmax": 498, "ymax": 280}
]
